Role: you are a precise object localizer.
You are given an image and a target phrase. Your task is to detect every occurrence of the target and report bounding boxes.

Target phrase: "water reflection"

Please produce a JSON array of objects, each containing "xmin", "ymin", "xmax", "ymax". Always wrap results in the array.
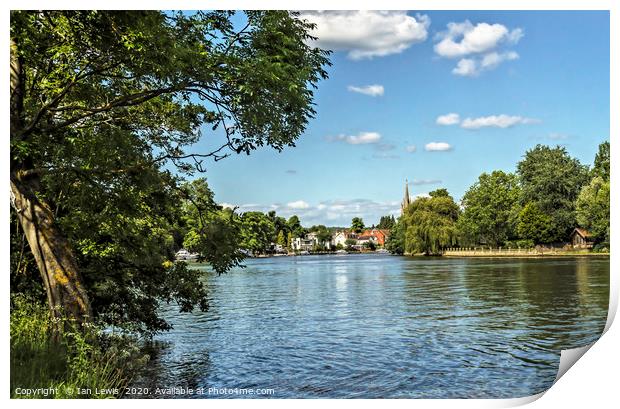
[{"xmin": 128, "ymin": 255, "xmax": 609, "ymax": 399}]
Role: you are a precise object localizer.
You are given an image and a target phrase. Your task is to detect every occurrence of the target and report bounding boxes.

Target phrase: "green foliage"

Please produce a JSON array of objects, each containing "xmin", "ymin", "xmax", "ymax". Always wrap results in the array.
[
  {"xmin": 181, "ymin": 178, "xmax": 245, "ymax": 274},
  {"xmin": 592, "ymin": 141, "xmax": 610, "ymax": 181},
  {"xmin": 576, "ymin": 177, "xmax": 610, "ymax": 244},
  {"xmin": 516, "ymin": 202, "xmax": 553, "ymax": 244},
  {"xmin": 385, "ymin": 218, "xmax": 405, "ymax": 255},
  {"xmin": 402, "ymin": 192, "xmax": 459, "ymax": 255},
  {"xmin": 239, "ymin": 211, "xmax": 275, "ymax": 255},
  {"xmin": 377, "ymin": 215, "xmax": 396, "ymax": 230},
  {"xmin": 517, "ymin": 145, "xmax": 589, "ymax": 242},
  {"xmin": 10, "ymin": 11, "xmax": 330, "ymax": 334},
  {"xmin": 276, "ymin": 230, "xmax": 286, "ymax": 247},
  {"xmin": 458, "ymin": 171, "xmax": 521, "ymax": 247},
  {"xmin": 351, "ymin": 217, "xmax": 365, "ymax": 233},
  {"xmin": 11, "ymin": 295, "xmax": 147, "ymax": 398},
  {"xmin": 363, "ymin": 241, "xmax": 377, "ymax": 251}
]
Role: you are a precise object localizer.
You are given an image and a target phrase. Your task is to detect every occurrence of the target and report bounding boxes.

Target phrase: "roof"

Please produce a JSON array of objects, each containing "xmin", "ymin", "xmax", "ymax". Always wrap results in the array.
[{"xmin": 571, "ymin": 228, "xmax": 592, "ymax": 238}]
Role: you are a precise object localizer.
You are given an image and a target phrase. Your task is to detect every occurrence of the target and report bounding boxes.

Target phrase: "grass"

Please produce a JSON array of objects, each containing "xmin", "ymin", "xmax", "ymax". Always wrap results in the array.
[{"xmin": 10, "ymin": 294, "xmax": 148, "ymax": 399}]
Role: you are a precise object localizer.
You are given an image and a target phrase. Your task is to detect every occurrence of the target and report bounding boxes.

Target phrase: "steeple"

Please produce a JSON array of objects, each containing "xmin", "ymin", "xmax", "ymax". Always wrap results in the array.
[{"xmin": 401, "ymin": 179, "xmax": 411, "ymax": 214}]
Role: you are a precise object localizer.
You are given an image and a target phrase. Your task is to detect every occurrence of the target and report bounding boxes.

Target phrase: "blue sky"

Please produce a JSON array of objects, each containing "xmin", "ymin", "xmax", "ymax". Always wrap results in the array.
[{"xmin": 190, "ymin": 11, "xmax": 609, "ymax": 227}]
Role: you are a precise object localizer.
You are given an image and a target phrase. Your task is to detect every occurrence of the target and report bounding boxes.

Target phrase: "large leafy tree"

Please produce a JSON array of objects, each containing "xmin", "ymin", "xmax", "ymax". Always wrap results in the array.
[
  {"xmin": 402, "ymin": 189, "xmax": 459, "ymax": 255},
  {"xmin": 592, "ymin": 141, "xmax": 610, "ymax": 181},
  {"xmin": 351, "ymin": 217, "xmax": 365, "ymax": 233},
  {"xmin": 239, "ymin": 212, "xmax": 275, "ymax": 255},
  {"xmin": 458, "ymin": 171, "xmax": 521, "ymax": 247},
  {"xmin": 516, "ymin": 202, "xmax": 553, "ymax": 245},
  {"xmin": 576, "ymin": 176, "xmax": 610, "ymax": 244},
  {"xmin": 517, "ymin": 145, "xmax": 589, "ymax": 243},
  {"xmin": 9, "ymin": 10, "xmax": 330, "ymax": 331}
]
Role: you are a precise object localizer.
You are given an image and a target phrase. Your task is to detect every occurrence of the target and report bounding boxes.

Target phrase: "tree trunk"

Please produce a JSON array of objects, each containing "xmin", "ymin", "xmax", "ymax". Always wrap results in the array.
[{"xmin": 10, "ymin": 174, "xmax": 93, "ymax": 330}]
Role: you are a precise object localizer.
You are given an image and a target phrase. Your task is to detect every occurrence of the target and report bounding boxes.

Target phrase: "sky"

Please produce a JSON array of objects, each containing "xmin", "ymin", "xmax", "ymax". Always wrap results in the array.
[{"xmin": 189, "ymin": 10, "xmax": 610, "ymax": 227}]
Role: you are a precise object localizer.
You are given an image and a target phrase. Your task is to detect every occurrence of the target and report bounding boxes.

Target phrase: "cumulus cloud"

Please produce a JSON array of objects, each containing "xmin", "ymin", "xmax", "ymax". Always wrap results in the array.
[
  {"xmin": 347, "ymin": 84, "xmax": 385, "ymax": 97},
  {"xmin": 436, "ymin": 113, "xmax": 461, "ymax": 126},
  {"xmin": 297, "ymin": 11, "xmax": 430, "ymax": 60},
  {"xmin": 425, "ymin": 142, "xmax": 452, "ymax": 151},
  {"xmin": 453, "ymin": 51, "xmax": 519, "ymax": 77},
  {"xmin": 405, "ymin": 145, "xmax": 417, "ymax": 153},
  {"xmin": 328, "ymin": 131, "xmax": 382, "ymax": 145},
  {"xmin": 412, "ymin": 179, "xmax": 442, "ymax": 185},
  {"xmin": 287, "ymin": 200, "xmax": 310, "ymax": 209},
  {"xmin": 460, "ymin": 115, "xmax": 540, "ymax": 129},
  {"xmin": 434, "ymin": 20, "xmax": 523, "ymax": 76}
]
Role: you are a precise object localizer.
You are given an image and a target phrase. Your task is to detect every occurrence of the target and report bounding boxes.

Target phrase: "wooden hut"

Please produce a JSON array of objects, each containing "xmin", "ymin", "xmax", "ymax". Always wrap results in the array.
[{"xmin": 570, "ymin": 228, "xmax": 593, "ymax": 248}]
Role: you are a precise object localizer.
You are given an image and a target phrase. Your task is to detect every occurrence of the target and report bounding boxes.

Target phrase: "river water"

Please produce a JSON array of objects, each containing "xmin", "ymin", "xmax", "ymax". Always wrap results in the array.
[{"xmin": 129, "ymin": 254, "xmax": 609, "ymax": 399}]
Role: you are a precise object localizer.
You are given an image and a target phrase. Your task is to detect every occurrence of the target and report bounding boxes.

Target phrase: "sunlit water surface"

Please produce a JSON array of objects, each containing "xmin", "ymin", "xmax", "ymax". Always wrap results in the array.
[{"xmin": 129, "ymin": 254, "xmax": 609, "ymax": 398}]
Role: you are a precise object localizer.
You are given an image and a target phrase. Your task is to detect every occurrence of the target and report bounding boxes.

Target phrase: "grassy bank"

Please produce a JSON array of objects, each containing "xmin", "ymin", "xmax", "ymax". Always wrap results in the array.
[{"xmin": 10, "ymin": 295, "xmax": 148, "ymax": 399}]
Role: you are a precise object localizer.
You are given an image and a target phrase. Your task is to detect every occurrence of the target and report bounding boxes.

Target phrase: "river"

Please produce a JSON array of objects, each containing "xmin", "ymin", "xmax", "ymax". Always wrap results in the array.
[{"xmin": 128, "ymin": 254, "xmax": 609, "ymax": 399}]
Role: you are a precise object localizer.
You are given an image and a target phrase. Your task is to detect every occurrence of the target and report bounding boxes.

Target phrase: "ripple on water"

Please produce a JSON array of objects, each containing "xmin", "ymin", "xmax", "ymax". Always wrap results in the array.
[{"xmin": 128, "ymin": 254, "xmax": 609, "ymax": 399}]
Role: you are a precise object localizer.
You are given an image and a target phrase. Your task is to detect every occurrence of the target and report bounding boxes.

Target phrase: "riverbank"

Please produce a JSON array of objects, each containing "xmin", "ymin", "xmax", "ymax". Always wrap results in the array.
[
  {"xmin": 443, "ymin": 248, "xmax": 609, "ymax": 258},
  {"xmin": 10, "ymin": 295, "xmax": 148, "ymax": 399}
]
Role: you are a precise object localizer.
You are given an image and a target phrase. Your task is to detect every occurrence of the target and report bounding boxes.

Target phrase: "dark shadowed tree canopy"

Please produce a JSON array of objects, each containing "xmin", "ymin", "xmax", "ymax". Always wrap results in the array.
[{"xmin": 10, "ymin": 10, "xmax": 330, "ymax": 333}]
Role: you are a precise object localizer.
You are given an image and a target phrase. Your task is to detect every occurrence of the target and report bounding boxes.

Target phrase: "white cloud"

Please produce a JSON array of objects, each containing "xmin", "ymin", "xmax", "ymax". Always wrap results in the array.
[
  {"xmin": 405, "ymin": 145, "xmax": 417, "ymax": 153},
  {"xmin": 434, "ymin": 21, "xmax": 522, "ymax": 58},
  {"xmin": 452, "ymin": 58, "xmax": 477, "ymax": 76},
  {"xmin": 461, "ymin": 115, "xmax": 540, "ymax": 129},
  {"xmin": 452, "ymin": 51, "xmax": 519, "ymax": 77},
  {"xmin": 434, "ymin": 20, "xmax": 523, "ymax": 76},
  {"xmin": 297, "ymin": 11, "xmax": 430, "ymax": 60},
  {"xmin": 220, "ymin": 202, "xmax": 236, "ymax": 209},
  {"xmin": 329, "ymin": 131, "xmax": 382, "ymax": 145},
  {"xmin": 425, "ymin": 142, "xmax": 452, "ymax": 151},
  {"xmin": 287, "ymin": 200, "xmax": 310, "ymax": 209},
  {"xmin": 436, "ymin": 113, "xmax": 461, "ymax": 126},
  {"xmin": 549, "ymin": 132, "xmax": 569, "ymax": 140},
  {"xmin": 347, "ymin": 84, "xmax": 384, "ymax": 97}
]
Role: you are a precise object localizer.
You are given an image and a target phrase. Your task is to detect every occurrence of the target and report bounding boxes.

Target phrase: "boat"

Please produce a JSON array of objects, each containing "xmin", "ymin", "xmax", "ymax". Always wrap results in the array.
[{"xmin": 175, "ymin": 249, "xmax": 199, "ymax": 261}]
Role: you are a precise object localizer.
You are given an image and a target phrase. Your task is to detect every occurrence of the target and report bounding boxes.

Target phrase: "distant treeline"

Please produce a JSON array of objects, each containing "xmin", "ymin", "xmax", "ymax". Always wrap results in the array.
[{"xmin": 385, "ymin": 142, "xmax": 609, "ymax": 255}]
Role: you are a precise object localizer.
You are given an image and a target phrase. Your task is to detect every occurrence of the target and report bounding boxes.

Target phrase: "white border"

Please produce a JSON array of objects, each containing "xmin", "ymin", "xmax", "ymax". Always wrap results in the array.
[{"xmin": 3, "ymin": 1, "xmax": 617, "ymax": 408}]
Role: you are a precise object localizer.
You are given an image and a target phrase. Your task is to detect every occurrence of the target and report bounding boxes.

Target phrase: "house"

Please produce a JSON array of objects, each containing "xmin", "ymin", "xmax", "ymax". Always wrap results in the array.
[
  {"xmin": 570, "ymin": 228, "xmax": 594, "ymax": 248},
  {"xmin": 292, "ymin": 232, "xmax": 330, "ymax": 252},
  {"xmin": 332, "ymin": 230, "xmax": 358, "ymax": 247},
  {"xmin": 360, "ymin": 229, "xmax": 390, "ymax": 246},
  {"xmin": 291, "ymin": 236, "xmax": 315, "ymax": 252}
]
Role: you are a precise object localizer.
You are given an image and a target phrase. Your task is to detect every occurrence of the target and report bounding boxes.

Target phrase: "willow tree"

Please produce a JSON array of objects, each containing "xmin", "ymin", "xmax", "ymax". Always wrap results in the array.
[
  {"xmin": 402, "ymin": 189, "xmax": 459, "ymax": 255},
  {"xmin": 10, "ymin": 11, "xmax": 330, "ymax": 330}
]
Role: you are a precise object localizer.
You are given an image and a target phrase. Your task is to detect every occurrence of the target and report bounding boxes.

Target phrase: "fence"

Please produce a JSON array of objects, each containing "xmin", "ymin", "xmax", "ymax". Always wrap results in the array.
[{"xmin": 443, "ymin": 247, "xmax": 561, "ymax": 256}]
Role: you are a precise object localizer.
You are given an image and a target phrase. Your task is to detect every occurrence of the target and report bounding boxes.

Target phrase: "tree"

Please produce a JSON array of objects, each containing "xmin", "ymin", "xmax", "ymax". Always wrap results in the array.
[
  {"xmin": 276, "ymin": 230, "xmax": 286, "ymax": 248},
  {"xmin": 592, "ymin": 141, "xmax": 610, "ymax": 181},
  {"xmin": 239, "ymin": 212, "xmax": 275, "ymax": 255},
  {"xmin": 517, "ymin": 145, "xmax": 589, "ymax": 243},
  {"xmin": 377, "ymin": 215, "xmax": 396, "ymax": 230},
  {"xmin": 516, "ymin": 202, "xmax": 553, "ymax": 245},
  {"xmin": 181, "ymin": 179, "xmax": 245, "ymax": 273},
  {"xmin": 402, "ymin": 189, "xmax": 459, "ymax": 255},
  {"xmin": 458, "ymin": 171, "xmax": 521, "ymax": 247},
  {"xmin": 287, "ymin": 215, "xmax": 305, "ymax": 237},
  {"xmin": 385, "ymin": 218, "xmax": 405, "ymax": 255},
  {"xmin": 10, "ymin": 11, "xmax": 330, "ymax": 330},
  {"xmin": 351, "ymin": 217, "xmax": 365, "ymax": 233},
  {"xmin": 576, "ymin": 177, "xmax": 610, "ymax": 244}
]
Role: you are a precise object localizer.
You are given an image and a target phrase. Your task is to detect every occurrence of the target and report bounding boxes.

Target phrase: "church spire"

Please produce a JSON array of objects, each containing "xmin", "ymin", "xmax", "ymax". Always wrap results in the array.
[{"xmin": 401, "ymin": 179, "xmax": 411, "ymax": 214}]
